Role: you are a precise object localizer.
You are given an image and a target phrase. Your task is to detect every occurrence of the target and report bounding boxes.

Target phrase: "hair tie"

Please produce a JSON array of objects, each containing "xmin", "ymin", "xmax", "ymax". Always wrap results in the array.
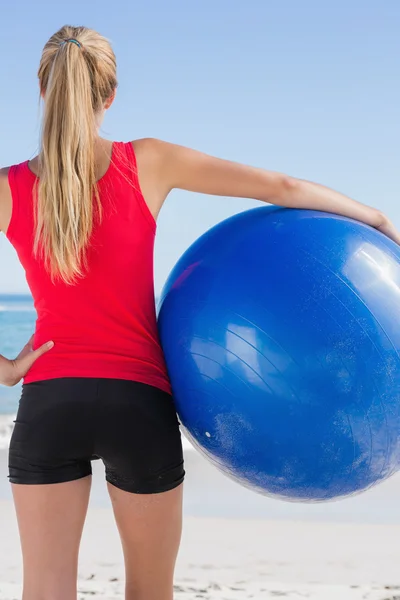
[{"xmin": 60, "ymin": 38, "xmax": 82, "ymax": 49}]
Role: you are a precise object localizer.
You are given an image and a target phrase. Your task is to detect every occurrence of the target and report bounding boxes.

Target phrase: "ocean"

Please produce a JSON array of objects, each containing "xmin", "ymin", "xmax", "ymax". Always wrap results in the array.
[{"xmin": 0, "ymin": 295, "xmax": 37, "ymax": 449}]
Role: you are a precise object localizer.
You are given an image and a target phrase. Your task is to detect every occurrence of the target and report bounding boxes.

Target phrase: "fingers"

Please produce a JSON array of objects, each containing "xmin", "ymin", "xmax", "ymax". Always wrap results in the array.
[
  {"xmin": 31, "ymin": 341, "xmax": 54, "ymax": 361},
  {"xmin": 16, "ymin": 341, "xmax": 54, "ymax": 377},
  {"xmin": 23, "ymin": 334, "xmax": 35, "ymax": 351}
]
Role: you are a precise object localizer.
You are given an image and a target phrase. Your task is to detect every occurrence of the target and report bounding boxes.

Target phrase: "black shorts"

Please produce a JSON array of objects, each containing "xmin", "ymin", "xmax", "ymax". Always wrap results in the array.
[{"xmin": 8, "ymin": 378, "xmax": 185, "ymax": 494}]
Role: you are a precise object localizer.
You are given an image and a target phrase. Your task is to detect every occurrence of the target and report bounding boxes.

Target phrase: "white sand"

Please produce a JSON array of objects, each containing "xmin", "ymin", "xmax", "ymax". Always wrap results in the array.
[{"xmin": 0, "ymin": 499, "xmax": 399, "ymax": 599}]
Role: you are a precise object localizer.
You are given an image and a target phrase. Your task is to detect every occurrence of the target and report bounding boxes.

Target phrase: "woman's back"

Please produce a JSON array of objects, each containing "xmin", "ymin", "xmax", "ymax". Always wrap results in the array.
[{"xmin": 5, "ymin": 140, "xmax": 171, "ymax": 392}]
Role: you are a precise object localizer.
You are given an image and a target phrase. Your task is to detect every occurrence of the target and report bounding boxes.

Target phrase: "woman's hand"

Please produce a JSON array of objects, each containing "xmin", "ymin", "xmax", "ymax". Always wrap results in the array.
[
  {"xmin": 376, "ymin": 215, "xmax": 400, "ymax": 246},
  {"xmin": 0, "ymin": 336, "xmax": 54, "ymax": 387}
]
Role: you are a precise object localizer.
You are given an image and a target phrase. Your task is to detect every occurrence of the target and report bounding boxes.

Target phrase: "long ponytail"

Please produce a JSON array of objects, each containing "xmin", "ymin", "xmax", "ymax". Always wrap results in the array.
[{"xmin": 36, "ymin": 25, "xmax": 117, "ymax": 284}]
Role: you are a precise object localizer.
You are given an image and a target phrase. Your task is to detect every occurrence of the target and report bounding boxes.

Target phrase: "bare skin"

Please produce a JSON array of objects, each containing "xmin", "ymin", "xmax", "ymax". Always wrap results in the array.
[
  {"xmin": 1, "ymin": 92, "xmax": 400, "ymax": 599},
  {"xmin": 12, "ymin": 478, "xmax": 92, "ymax": 600},
  {"xmin": 12, "ymin": 478, "xmax": 183, "ymax": 600}
]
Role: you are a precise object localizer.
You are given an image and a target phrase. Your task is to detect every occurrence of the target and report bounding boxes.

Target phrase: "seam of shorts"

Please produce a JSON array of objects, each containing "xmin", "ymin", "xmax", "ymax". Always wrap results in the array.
[
  {"xmin": 92, "ymin": 378, "xmax": 102, "ymax": 455},
  {"xmin": 8, "ymin": 467, "xmax": 92, "ymax": 486},
  {"xmin": 105, "ymin": 472, "xmax": 185, "ymax": 495}
]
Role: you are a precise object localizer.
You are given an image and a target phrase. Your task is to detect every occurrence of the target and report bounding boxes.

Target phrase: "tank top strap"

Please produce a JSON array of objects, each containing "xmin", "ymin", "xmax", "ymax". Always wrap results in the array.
[
  {"xmin": 6, "ymin": 161, "xmax": 36, "ymax": 243},
  {"xmin": 112, "ymin": 141, "xmax": 156, "ymax": 231},
  {"xmin": 110, "ymin": 141, "xmax": 136, "ymax": 186}
]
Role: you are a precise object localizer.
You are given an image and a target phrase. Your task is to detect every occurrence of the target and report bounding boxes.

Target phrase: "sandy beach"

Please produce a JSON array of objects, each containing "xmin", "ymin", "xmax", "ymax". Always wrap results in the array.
[
  {"xmin": 0, "ymin": 498, "xmax": 400, "ymax": 599},
  {"xmin": 0, "ymin": 446, "xmax": 400, "ymax": 599}
]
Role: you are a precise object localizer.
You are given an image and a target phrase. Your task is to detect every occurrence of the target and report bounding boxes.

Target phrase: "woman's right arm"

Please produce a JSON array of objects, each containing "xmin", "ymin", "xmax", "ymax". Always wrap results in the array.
[
  {"xmin": 0, "ymin": 337, "xmax": 54, "ymax": 387},
  {"xmin": 0, "ymin": 168, "xmax": 11, "ymax": 234}
]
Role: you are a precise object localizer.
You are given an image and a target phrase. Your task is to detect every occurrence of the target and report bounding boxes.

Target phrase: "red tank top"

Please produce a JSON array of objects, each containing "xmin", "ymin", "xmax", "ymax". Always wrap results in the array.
[{"xmin": 6, "ymin": 141, "xmax": 171, "ymax": 394}]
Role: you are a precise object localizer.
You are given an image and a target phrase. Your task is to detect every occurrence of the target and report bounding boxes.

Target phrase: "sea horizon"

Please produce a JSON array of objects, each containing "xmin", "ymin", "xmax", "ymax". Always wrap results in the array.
[{"xmin": 0, "ymin": 293, "xmax": 33, "ymax": 302}]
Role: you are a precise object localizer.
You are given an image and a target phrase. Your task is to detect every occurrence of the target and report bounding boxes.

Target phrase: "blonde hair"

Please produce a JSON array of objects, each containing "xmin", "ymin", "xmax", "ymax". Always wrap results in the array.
[{"xmin": 36, "ymin": 25, "xmax": 117, "ymax": 284}]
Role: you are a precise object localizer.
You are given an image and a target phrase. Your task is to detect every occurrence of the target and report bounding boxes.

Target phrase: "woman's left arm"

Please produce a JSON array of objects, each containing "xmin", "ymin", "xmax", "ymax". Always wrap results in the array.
[{"xmin": 145, "ymin": 138, "xmax": 400, "ymax": 244}]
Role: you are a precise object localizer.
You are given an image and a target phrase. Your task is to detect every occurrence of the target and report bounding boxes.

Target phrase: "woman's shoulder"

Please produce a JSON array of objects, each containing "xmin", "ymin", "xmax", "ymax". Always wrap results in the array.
[
  {"xmin": 128, "ymin": 138, "xmax": 174, "ymax": 221},
  {"xmin": 130, "ymin": 137, "xmax": 178, "ymax": 190},
  {"xmin": 0, "ymin": 166, "xmax": 11, "ymax": 180},
  {"xmin": 130, "ymin": 137, "xmax": 165, "ymax": 162}
]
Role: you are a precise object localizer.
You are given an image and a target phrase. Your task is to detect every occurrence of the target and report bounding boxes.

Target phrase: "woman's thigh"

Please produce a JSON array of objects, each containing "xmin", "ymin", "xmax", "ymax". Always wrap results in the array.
[
  {"xmin": 8, "ymin": 378, "xmax": 99, "ymax": 599},
  {"xmin": 96, "ymin": 380, "xmax": 186, "ymax": 600},
  {"xmin": 108, "ymin": 481, "xmax": 183, "ymax": 600},
  {"xmin": 12, "ymin": 476, "xmax": 92, "ymax": 600}
]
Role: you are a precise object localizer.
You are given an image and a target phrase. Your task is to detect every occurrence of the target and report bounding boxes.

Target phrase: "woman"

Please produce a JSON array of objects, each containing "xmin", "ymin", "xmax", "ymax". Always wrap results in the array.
[{"xmin": 0, "ymin": 24, "xmax": 398, "ymax": 600}]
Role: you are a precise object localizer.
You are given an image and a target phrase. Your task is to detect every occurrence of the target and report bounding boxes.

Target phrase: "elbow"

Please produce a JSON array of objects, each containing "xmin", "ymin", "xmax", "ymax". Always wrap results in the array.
[
  {"xmin": 272, "ymin": 174, "xmax": 299, "ymax": 204},
  {"xmin": 374, "ymin": 209, "xmax": 388, "ymax": 229}
]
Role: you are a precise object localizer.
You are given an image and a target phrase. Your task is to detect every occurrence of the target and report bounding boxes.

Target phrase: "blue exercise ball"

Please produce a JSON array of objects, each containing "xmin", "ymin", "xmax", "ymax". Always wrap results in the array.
[{"xmin": 158, "ymin": 206, "xmax": 400, "ymax": 502}]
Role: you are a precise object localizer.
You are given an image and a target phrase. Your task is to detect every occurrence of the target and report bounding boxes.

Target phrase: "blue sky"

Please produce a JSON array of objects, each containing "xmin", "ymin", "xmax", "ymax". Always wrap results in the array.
[{"xmin": 0, "ymin": 0, "xmax": 399, "ymax": 294}]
